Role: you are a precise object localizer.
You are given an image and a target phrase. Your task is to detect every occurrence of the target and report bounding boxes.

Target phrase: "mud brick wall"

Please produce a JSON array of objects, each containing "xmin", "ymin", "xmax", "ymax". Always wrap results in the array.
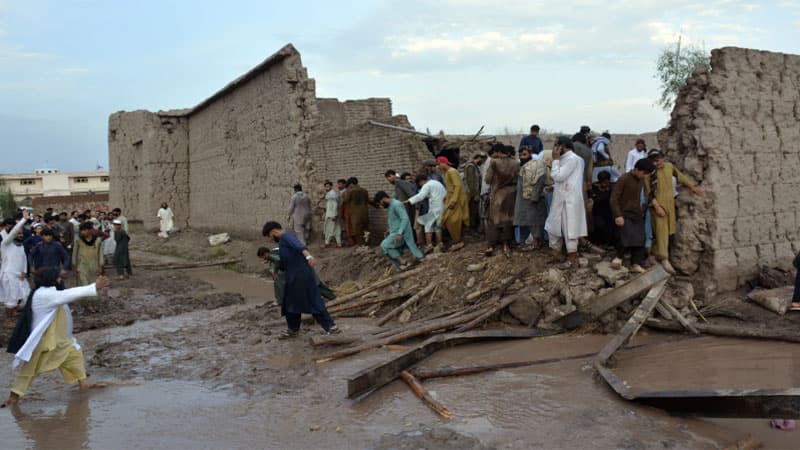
[
  {"xmin": 659, "ymin": 46, "xmax": 800, "ymax": 298},
  {"xmin": 32, "ymin": 193, "xmax": 109, "ymax": 215},
  {"xmin": 307, "ymin": 117, "xmax": 432, "ymax": 239},
  {"xmin": 108, "ymin": 111, "xmax": 190, "ymax": 231}
]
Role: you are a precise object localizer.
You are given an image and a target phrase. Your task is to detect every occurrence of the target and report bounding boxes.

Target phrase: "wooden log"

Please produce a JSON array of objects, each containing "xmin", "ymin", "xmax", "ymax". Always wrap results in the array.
[
  {"xmin": 326, "ymin": 266, "xmax": 425, "ymax": 308},
  {"xmin": 595, "ymin": 279, "xmax": 669, "ymax": 365},
  {"xmin": 369, "ymin": 305, "xmax": 482, "ymax": 340},
  {"xmin": 317, "ymin": 305, "xmax": 494, "ymax": 363},
  {"xmin": 309, "ymin": 335, "xmax": 361, "ymax": 346},
  {"xmin": 327, "ymin": 289, "xmax": 415, "ymax": 314},
  {"xmin": 400, "ymin": 371, "xmax": 452, "ymax": 420},
  {"xmin": 376, "ymin": 282, "xmax": 437, "ymax": 326},
  {"xmin": 645, "ymin": 318, "xmax": 800, "ymax": 343},
  {"xmin": 465, "ymin": 286, "xmax": 494, "ymax": 301},
  {"xmin": 414, "ymin": 351, "xmax": 597, "ymax": 381},
  {"xmin": 346, "ymin": 329, "xmax": 556, "ymax": 398},
  {"xmin": 557, "ymin": 265, "xmax": 669, "ymax": 330},
  {"xmin": 659, "ymin": 300, "xmax": 699, "ymax": 335},
  {"xmin": 654, "ymin": 302, "xmax": 673, "ymax": 320},
  {"xmin": 453, "ymin": 294, "xmax": 522, "ymax": 333}
]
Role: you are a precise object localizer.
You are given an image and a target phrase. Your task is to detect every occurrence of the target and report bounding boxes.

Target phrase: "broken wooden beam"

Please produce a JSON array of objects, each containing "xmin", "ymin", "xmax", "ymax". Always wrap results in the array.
[
  {"xmin": 376, "ymin": 282, "xmax": 437, "ymax": 326},
  {"xmin": 645, "ymin": 318, "xmax": 800, "ymax": 344},
  {"xmin": 659, "ymin": 300, "xmax": 700, "ymax": 335},
  {"xmin": 595, "ymin": 279, "xmax": 669, "ymax": 365},
  {"xmin": 557, "ymin": 265, "xmax": 669, "ymax": 330},
  {"xmin": 453, "ymin": 294, "xmax": 522, "ymax": 333},
  {"xmin": 346, "ymin": 329, "xmax": 556, "ymax": 399},
  {"xmin": 400, "ymin": 371, "xmax": 452, "ymax": 420},
  {"xmin": 326, "ymin": 266, "xmax": 425, "ymax": 308},
  {"xmin": 327, "ymin": 289, "xmax": 414, "ymax": 314}
]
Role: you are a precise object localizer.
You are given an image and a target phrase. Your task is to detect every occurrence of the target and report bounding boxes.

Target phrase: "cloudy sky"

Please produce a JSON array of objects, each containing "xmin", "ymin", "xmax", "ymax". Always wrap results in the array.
[{"xmin": 1, "ymin": 0, "xmax": 799, "ymax": 173}]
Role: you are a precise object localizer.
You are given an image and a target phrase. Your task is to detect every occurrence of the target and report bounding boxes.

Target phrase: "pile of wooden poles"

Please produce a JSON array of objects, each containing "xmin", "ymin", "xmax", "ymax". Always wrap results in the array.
[{"xmin": 315, "ymin": 267, "xmax": 528, "ymax": 363}]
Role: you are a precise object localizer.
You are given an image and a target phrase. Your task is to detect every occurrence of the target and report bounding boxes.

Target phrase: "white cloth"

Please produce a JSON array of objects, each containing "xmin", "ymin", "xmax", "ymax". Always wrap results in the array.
[
  {"xmin": 1, "ymin": 219, "xmax": 29, "ymax": 307},
  {"xmin": 102, "ymin": 231, "xmax": 116, "ymax": 256},
  {"xmin": 545, "ymin": 151, "xmax": 588, "ymax": 241},
  {"xmin": 408, "ymin": 180, "xmax": 446, "ymax": 233},
  {"xmin": 324, "ymin": 189, "xmax": 339, "ymax": 218},
  {"xmin": 480, "ymin": 158, "xmax": 491, "ymax": 195},
  {"xmin": 13, "ymin": 283, "xmax": 97, "ymax": 369},
  {"xmin": 625, "ymin": 148, "xmax": 648, "ymax": 173},
  {"xmin": 157, "ymin": 207, "xmax": 174, "ymax": 237}
]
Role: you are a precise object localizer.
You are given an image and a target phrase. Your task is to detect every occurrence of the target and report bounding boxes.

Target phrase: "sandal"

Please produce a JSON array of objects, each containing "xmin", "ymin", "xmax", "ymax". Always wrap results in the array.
[{"xmin": 278, "ymin": 329, "xmax": 299, "ymax": 340}]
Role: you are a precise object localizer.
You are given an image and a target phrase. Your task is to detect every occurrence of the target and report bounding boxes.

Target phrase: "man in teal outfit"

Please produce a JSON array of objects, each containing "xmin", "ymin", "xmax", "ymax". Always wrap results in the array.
[{"xmin": 374, "ymin": 191, "xmax": 424, "ymax": 270}]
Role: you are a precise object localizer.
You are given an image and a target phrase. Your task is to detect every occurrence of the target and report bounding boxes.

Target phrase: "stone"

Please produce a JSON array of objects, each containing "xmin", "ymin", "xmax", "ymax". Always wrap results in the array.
[
  {"xmin": 466, "ymin": 263, "xmax": 486, "ymax": 272},
  {"xmin": 747, "ymin": 286, "xmax": 794, "ymax": 315},
  {"xmin": 578, "ymin": 257, "xmax": 589, "ymax": 268},
  {"xmin": 465, "ymin": 276, "xmax": 476, "ymax": 289},
  {"xmin": 663, "ymin": 280, "xmax": 695, "ymax": 310},
  {"xmin": 508, "ymin": 296, "xmax": 543, "ymax": 326},
  {"xmin": 595, "ymin": 261, "xmax": 629, "ymax": 285},
  {"xmin": 542, "ymin": 304, "xmax": 577, "ymax": 324}
]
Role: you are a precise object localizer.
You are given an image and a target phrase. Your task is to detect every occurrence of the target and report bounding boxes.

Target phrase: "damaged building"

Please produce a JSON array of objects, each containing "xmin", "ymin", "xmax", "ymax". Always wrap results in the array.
[
  {"xmin": 109, "ymin": 44, "xmax": 799, "ymax": 298},
  {"xmin": 108, "ymin": 44, "xmax": 433, "ymax": 237}
]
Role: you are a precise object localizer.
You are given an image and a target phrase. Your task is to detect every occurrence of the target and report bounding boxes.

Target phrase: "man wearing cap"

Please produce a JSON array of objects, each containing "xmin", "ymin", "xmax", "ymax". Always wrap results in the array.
[
  {"xmin": 462, "ymin": 152, "xmax": 486, "ymax": 233},
  {"xmin": 514, "ymin": 147, "xmax": 548, "ymax": 250},
  {"xmin": 72, "ymin": 221, "xmax": 104, "ymax": 312},
  {"xmin": 112, "ymin": 219, "xmax": 131, "ymax": 280},
  {"xmin": 405, "ymin": 174, "xmax": 446, "ymax": 253},
  {"xmin": 611, "ymin": 159, "xmax": 656, "ymax": 274},
  {"xmin": 645, "ymin": 150, "xmax": 702, "ymax": 274},
  {"xmin": 436, "ymin": 156, "xmax": 469, "ymax": 251},
  {"xmin": 545, "ymin": 138, "xmax": 588, "ymax": 265},
  {"xmin": 375, "ymin": 191, "xmax": 424, "ymax": 269}
]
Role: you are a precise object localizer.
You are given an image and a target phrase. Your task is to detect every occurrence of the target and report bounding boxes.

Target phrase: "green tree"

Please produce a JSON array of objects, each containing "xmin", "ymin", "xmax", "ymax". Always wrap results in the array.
[
  {"xmin": 655, "ymin": 36, "xmax": 710, "ymax": 111},
  {"xmin": 0, "ymin": 180, "xmax": 16, "ymax": 218}
]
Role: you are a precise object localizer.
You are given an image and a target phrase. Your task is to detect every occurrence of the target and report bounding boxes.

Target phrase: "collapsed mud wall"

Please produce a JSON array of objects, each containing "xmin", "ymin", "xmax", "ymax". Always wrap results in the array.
[
  {"xmin": 659, "ymin": 46, "xmax": 800, "ymax": 298},
  {"xmin": 109, "ymin": 44, "xmax": 429, "ymax": 237}
]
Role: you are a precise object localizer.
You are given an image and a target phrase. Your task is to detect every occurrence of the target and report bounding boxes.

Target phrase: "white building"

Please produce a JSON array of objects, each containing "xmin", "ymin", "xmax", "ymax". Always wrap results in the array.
[{"xmin": 0, "ymin": 169, "xmax": 109, "ymax": 205}]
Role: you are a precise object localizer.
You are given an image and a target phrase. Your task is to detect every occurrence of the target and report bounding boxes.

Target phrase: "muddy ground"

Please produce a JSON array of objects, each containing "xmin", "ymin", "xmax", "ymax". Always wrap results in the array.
[{"xmin": 1, "ymin": 230, "xmax": 798, "ymax": 449}]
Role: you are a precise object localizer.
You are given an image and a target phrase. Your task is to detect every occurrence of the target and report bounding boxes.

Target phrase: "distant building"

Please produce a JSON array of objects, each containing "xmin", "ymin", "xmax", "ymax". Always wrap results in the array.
[{"xmin": 0, "ymin": 169, "xmax": 109, "ymax": 205}]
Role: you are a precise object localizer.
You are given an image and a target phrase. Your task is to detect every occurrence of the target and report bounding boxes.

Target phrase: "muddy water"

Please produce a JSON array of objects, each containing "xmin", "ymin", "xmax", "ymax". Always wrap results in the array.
[
  {"xmin": 184, "ymin": 267, "xmax": 274, "ymax": 305},
  {"xmin": 2, "ymin": 321, "xmax": 795, "ymax": 449},
  {"xmin": 614, "ymin": 337, "xmax": 800, "ymax": 392}
]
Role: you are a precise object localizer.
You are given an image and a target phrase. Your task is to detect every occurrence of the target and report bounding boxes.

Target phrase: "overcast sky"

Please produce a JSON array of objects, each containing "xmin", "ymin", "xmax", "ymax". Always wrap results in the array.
[{"xmin": 2, "ymin": 0, "xmax": 799, "ymax": 173}]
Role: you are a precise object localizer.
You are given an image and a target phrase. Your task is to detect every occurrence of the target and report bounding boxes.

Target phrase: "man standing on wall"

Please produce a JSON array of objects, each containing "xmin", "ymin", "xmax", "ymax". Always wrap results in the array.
[
  {"xmin": 437, "ymin": 157, "xmax": 469, "ymax": 251},
  {"xmin": 519, "ymin": 125, "xmax": 544, "ymax": 155},
  {"xmin": 288, "ymin": 184, "xmax": 313, "ymax": 245},
  {"xmin": 545, "ymin": 138, "xmax": 588, "ymax": 267},
  {"xmin": 645, "ymin": 150, "xmax": 703, "ymax": 274}
]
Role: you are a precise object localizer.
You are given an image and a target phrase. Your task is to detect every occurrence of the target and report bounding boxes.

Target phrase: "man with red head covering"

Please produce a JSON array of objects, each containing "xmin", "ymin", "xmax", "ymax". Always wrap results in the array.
[{"xmin": 436, "ymin": 156, "xmax": 469, "ymax": 251}]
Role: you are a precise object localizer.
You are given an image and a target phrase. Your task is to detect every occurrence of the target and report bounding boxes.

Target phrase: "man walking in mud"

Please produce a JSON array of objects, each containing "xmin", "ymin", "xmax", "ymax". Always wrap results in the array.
[
  {"xmin": 262, "ymin": 221, "xmax": 339, "ymax": 338},
  {"xmin": 3, "ymin": 269, "xmax": 109, "ymax": 407}
]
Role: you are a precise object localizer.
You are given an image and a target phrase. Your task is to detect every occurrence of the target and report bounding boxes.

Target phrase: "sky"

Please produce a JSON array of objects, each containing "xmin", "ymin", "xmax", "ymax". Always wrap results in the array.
[{"xmin": 1, "ymin": 0, "xmax": 799, "ymax": 173}]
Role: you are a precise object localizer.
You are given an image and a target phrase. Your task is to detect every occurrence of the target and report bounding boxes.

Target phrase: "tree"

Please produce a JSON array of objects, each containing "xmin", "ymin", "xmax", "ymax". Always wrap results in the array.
[
  {"xmin": 0, "ymin": 180, "xmax": 16, "ymax": 218},
  {"xmin": 655, "ymin": 36, "xmax": 710, "ymax": 111}
]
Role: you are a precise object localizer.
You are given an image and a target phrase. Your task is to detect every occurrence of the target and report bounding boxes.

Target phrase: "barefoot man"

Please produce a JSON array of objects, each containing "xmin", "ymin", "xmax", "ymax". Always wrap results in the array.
[{"xmin": 3, "ymin": 268, "xmax": 109, "ymax": 407}]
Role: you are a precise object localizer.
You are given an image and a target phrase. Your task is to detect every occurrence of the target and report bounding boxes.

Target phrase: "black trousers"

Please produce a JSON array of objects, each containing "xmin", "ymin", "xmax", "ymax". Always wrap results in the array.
[
  {"xmin": 616, "ymin": 245, "xmax": 646, "ymax": 266},
  {"xmin": 285, "ymin": 310, "xmax": 334, "ymax": 332},
  {"xmin": 794, "ymin": 270, "xmax": 800, "ymax": 302}
]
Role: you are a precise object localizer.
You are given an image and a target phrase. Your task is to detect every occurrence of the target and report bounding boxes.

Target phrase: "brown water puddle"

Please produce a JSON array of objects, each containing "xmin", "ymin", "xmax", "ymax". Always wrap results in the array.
[{"xmin": 183, "ymin": 267, "xmax": 274, "ymax": 305}]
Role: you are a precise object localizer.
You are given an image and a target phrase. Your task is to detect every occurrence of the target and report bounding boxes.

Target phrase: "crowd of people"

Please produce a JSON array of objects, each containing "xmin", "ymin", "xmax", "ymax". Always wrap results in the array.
[{"xmin": 285, "ymin": 125, "xmax": 705, "ymax": 275}]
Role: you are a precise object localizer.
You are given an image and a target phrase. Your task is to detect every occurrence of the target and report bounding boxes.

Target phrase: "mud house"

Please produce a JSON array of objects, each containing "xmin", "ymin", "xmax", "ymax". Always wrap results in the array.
[
  {"xmin": 108, "ymin": 44, "xmax": 432, "ymax": 237},
  {"xmin": 109, "ymin": 44, "xmax": 800, "ymax": 298}
]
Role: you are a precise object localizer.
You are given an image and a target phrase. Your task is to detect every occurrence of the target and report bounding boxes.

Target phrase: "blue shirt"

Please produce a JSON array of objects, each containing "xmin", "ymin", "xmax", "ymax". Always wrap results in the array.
[
  {"xmin": 29, "ymin": 240, "xmax": 71, "ymax": 270},
  {"xmin": 519, "ymin": 135, "xmax": 544, "ymax": 154}
]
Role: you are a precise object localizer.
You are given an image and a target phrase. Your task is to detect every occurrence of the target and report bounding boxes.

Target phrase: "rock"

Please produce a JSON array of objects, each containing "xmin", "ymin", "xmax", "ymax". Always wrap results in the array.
[
  {"xmin": 578, "ymin": 257, "xmax": 589, "ymax": 268},
  {"xmin": 245, "ymin": 336, "xmax": 262, "ymax": 346},
  {"xmin": 466, "ymin": 276, "xmax": 476, "ymax": 289},
  {"xmin": 747, "ymin": 286, "xmax": 794, "ymax": 315},
  {"xmin": 542, "ymin": 304, "xmax": 576, "ymax": 324},
  {"xmin": 466, "ymin": 263, "xmax": 486, "ymax": 272},
  {"xmin": 596, "ymin": 261, "xmax": 629, "ymax": 285},
  {"xmin": 664, "ymin": 280, "xmax": 695, "ymax": 309},
  {"xmin": 508, "ymin": 296, "xmax": 543, "ymax": 326},
  {"xmin": 398, "ymin": 309, "xmax": 413, "ymax": 323},
  {"xmin": 208, "ymin": 233, "xmax": 230, "ymax": 246},
  {"xmin": 756, "ymin": 267, "xmax": 796, "ymax": 289},
  {"xmin": 569, "ymin": 287, "xmax": 595, "ymax": 310}
]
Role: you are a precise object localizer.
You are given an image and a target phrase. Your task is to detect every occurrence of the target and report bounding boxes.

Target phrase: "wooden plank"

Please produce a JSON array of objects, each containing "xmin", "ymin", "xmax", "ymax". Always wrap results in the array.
[
  {"xmin": 453, "ymin": 294, "xmax": 522, "ymax": 333},
  {"xmin": 400, "ymin": 371, "xmax": 452, "ymax": 420},
  {"xmin": 557, "ymin": 265, "xmax": 668, "ymax": 330},
  {"xmin": 326, "ymin": 266, "xmax": 425, "ymax": 308},
  {"xmin": 645, "ymin": 319, "xmax": 800, "ymax": 343},
  {"xmin": 659, "ymin": 300, "xmax": 700, "ymax": 335},
  {"xmin": 346, "ymin": 329, "xmax": 555, "ymax": 399},
  {"xmin": 376, "ymin": 282, "xmax": 437, "ymax": 326},
  {"xmin": 595, "ymin": 279, "xmax": 669, "ymax": 365}
]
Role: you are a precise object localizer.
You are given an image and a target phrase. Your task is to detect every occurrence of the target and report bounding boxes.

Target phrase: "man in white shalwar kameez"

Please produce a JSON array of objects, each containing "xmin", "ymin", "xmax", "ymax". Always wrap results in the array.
[
  {"xmin": 3, "ymin": 269, "xmax": 109, "ymax": 407},
  {"xmin": 545, "ymin": 139, "xmax": 588, "ymax": 266},
  {"xmin": 157, "ymin": 203, "xmax": 174, "ymax": 238},
  {"xmin": 405, "ymin": 174, "xmax": 446, "ymax": 252},
  {"xmin": 2, "ymin": 210, "xmax": 30, "ymax": 326}
]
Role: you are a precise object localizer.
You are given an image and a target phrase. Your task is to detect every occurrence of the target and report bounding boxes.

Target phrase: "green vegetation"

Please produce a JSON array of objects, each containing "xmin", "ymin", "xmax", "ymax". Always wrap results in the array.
[
  {"xmin": 0, "ymin": 181, "xmax": 17, "ymax": 218},
  {"xmin": 655, "ymin": 36, "xmax": 710, "ymax": 111}
]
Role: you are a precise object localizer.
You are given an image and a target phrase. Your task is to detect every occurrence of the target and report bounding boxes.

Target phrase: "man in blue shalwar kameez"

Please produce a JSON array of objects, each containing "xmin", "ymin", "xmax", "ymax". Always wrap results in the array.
[
  {"xmin": 374, "ymin": 191, "xmax": 424, "ymax": 270},
  {"xmin": 262, "ymin": 221, "xmax": 339, "ymax": 339}
]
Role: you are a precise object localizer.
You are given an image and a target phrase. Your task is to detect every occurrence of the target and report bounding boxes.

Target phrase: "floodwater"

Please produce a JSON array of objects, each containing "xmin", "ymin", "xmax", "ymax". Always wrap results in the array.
[
  {"xmin": 2, "ymin": 313, "xmax": 798, "ymax": 448},
  {"xmin": 184, "ymin": 267, "xmax": 274, "ymax": 305}
]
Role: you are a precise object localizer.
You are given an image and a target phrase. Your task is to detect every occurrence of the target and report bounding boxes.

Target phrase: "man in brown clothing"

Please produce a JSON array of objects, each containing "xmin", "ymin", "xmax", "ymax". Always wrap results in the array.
[
  {"xmin": 344, "ymin": 177, "xmax": 370, "ymax": 246},
  {"xmin": 610, "ymin": 158, "xmax": 655, "ymax": 273},
  {"xmin": 484, "ymin": 145, "xmax": 519, "ymax": 257}
]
